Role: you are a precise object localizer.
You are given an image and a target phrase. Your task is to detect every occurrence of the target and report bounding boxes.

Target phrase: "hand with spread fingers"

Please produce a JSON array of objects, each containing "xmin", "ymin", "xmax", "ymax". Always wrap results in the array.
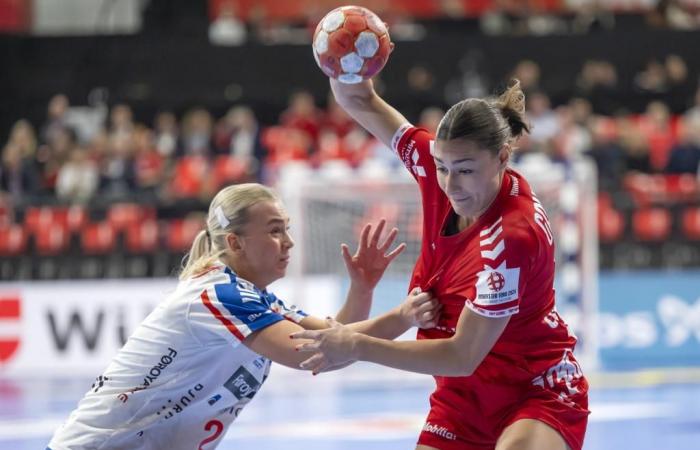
[
  {"xmin": 291, "ymin": 317, "xmax": 360, "ymax": 375},
  {"xmin": 342, "ymin": 219, "xmax": 406, "ymax": 292}
]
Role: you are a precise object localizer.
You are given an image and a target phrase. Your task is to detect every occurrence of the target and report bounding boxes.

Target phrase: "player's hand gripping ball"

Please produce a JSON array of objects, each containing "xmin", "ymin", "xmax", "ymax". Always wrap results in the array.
[{"xmin": 312, "ymin": 6, "xmax": 392, "ymax": 84}]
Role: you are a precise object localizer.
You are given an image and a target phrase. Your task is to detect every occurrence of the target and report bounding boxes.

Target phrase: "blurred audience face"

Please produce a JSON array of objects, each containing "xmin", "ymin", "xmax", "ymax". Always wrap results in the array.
[{"xmin": 48, "ymin": 94, "xmax": 69, "ymax": 120}]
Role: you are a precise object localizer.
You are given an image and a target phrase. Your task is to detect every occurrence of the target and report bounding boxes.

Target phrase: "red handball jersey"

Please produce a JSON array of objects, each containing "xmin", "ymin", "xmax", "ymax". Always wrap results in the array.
[{"xmin": 392, "ymin": 125, "xmax": 589, "ymax": 450}]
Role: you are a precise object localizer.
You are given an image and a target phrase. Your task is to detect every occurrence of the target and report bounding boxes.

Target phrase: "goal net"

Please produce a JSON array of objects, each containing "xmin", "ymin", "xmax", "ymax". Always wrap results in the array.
[{"xmin": 277, "ymin": 157, "xmax": 599, "ymax": 370}]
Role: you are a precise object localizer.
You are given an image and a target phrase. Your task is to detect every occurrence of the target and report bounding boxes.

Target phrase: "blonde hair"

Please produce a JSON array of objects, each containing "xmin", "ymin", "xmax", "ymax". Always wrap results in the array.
[{"xmin": 179, "ymin": 183, "xmax": 278, "ymax": 280}]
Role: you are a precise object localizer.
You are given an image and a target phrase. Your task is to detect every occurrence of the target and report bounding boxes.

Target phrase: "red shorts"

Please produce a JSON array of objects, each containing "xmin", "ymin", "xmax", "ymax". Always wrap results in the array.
[{"xmin": 417, "ymin": 373, "xmax": 589, "ymax": 450}]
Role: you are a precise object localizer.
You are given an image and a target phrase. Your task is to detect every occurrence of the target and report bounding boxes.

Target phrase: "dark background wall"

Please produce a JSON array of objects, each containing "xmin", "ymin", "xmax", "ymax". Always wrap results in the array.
[{"xmin": 1, "ymin": 20, "xmax": 699, "ymax": 141}]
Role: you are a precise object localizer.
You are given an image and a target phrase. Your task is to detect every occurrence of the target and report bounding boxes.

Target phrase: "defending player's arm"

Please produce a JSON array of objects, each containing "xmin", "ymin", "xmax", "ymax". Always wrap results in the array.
[
  {"xmin": 291, "ymin": 229, "xmax": 534, "ymax": 375},
  {"xmin": 298, "ymin": 219, "xmax": 405, "ymax": 329},
  {"xmin": 293, "ymin": 304, "xmax": 509, "ymax": 376},
  {"xmin": 330, "ymin": 79, "xmax": 409, "ymax": 150}
]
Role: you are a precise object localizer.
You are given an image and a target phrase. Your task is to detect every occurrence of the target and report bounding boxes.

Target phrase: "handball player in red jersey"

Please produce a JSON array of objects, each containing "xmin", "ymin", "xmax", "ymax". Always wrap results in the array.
[{"xmin": 292, "ymin": 74, "xmax": 590, "ymax": 450}]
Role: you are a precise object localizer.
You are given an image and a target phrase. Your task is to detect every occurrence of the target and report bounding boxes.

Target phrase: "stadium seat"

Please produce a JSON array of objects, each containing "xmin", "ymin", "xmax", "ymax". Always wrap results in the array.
[
  {"xmin": 166, "ymin": 216, "xmax": 206, "ymax": 253},
  {"xmin": 80, "ymin": 222, "xmax": 117, "ymax": 255},
  {"xmin": 125, "ymin": 219, "xmax": 160, "ymax": 254},
  {"xmin": 632, "ymin": 208, "xmax": 672, "ymax": 242},
  {"xmin": 681, "ymin": 207, "xmax": 700, "ymax": 240},
  {"xmin": 598, "ymin": 205, "xmax": 626, "ymax": 243},
  {"xmin": 107, "ymin": 203, "xmax": 156, "ymax": 232},
  {"xmin": 0, "ymin": 225, "xmax": 27, "ymax": 256}
]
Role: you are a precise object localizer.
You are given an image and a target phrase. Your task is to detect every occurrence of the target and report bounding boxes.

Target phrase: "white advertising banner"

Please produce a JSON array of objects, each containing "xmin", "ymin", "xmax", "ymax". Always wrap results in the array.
[{"xmin": 0, "ymin": 277, "xmax": 340, "ymax": 376}]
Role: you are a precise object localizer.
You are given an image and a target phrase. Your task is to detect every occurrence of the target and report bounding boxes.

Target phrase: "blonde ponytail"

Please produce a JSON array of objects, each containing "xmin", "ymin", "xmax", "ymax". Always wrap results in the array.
[{"xmin": 179, "ymin": 183, "xmax": 279, "ymax": 280}]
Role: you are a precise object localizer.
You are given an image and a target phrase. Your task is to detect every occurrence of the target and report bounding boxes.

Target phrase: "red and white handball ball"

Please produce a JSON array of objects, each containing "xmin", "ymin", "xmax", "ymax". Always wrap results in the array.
[{"xmin": 312, "ymin": 6, "xmax": 392, "ymax": 84}]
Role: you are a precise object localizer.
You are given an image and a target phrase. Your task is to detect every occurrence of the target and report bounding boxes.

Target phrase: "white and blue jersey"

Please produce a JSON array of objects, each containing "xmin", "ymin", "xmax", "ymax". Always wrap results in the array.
[{"xmin": 47, "ymin": 264, "xmax": 307, "ymax": 450}]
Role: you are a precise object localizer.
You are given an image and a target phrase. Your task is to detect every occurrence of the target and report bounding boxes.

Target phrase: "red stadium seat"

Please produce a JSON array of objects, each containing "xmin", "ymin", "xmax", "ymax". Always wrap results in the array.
[
  {"xmin": 0, "ymin": 225, "xmax": 27, "ymax": 256},
  {"xmin": 33, "ymin": 222, "xmax": 70, "ymax": 255},
  {"xmin": 632, "ymin": 208, "xmax": 672, "ymax": 242},
  {"xmin": 24, "ymin": 206, "xmax": 54, "ymax": 233},
  {"xmin": 598, "ymin": 206, "xmax": 626, "ymax": 243},
  {"xmin": 212, "ymin": 155, "xmax": 248, "ymax": 188},
  {"xmin": 125, "ymin": 219, "xmax": 160, "ymax": 254},
  {"xmin": 107, "ymin": 203, "xmax": 156, "ymax": 233},
  {"xmin": 166, "ymin": 217, "xmax": 206, "ymax": 253},
  {"xmin": 681, "ymin": 207, "xmax": 700, "ymax": 240},
  {"xmin": 170, "ymin": 156, "xmax": 210, "ymax": 199},
  {"xmin": 80, "ymin": 222, "xmax": 117, "ymax": 255}
]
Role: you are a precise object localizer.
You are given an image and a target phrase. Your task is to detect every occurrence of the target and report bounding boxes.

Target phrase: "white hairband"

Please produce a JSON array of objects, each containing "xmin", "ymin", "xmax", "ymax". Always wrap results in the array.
[{"xmin": 214, "ymin": 206, "xmax": 230, "ymax": 229}]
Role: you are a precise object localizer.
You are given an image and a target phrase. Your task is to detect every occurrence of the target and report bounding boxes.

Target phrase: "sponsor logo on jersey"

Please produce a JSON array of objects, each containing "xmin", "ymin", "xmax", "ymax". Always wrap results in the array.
[
  {"xmin": 509, "ymin": 174, "xmax": 519, "ymax": 196},
  {"xmin": 91, "ymin": 375, "xmax": 109, "ymax": 393},
  {"xmin": 155, "ymin": 383, "xmax": 205, "ymax": 420},
  {"xmin": 142, "ymin": 347, "xmax": 178, "ymax": 387},
  {"xmin": 486, "ymin": 271, "xmax": 506, "ymax": 292},
  {"xmin": 531, "ymin": 349, "xmax": 584, "ymax": 406},
  {"xmin": 412, "ymin": 145, "xmax": 427, "ymax": 177},
  {"xmin": 0, "ymin": 295, "xmax": 21, "ymax": 364},
  {"xmin": 224, "ymin": 366, "xmax": 261, "ymax": 400},
  {"xmin": 474, "ymin": 262, "xmax": 519, "ymax": 306},
  {"xmin": 422, "ymin": 422, "xmax": 457, "ymax": 441}
]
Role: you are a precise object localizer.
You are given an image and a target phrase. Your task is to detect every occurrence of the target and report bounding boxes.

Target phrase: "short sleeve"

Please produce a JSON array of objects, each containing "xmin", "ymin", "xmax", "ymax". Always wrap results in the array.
[
  {"xmin": 268, "ymin": 293, "xmax": 308, "ymax": 323},
  {"xmin": 189, "ymin": 281, "xmax": 286, "ymax": 344},
  {"xmin": 463, "ymin": 220, "xmax": 535, "ymax": 318},
  {"xmin": 391, "ymin": 124, "xmax": 437, "ymax": 183}
]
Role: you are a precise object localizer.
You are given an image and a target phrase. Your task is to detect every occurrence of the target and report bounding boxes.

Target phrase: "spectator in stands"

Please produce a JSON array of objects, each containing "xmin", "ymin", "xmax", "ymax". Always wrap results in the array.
[
  {"xmin": 666, "ymin": 113, "xmax": 700, "ymax": 174},
  {"xmin": 41, "ymin": 94, "xmax": 70, "ymax": 145},
  {"xmin": 526, "ymin": 90, "xmax": 559, "ymax": 147},
  {"xmin": 132, "ymin": 124, "xmax": 166, "ymax": 199},
  {"xmin": 55, "ymin": 146, "xmax": 98, "ymax": 204},
  {"xmin": 153, "ymin": 110, "xmax": 180, "ymax": 157},
  {"xmin": 108, "ymin": 103, "xmax": 135, "ymax": 141},
  {"xmin": 647, "ymin": 0, "xmax": 700, "ymax": 30},
  {"xmin": 214, "ymin": 106, "xmax": 265, "ymax": 166},
  {"xmin": 99, "ymin": 133, "xmax": 136, "ymax": 199},
  {"xmin": 323, "ymin": 93, "xmax": 355, "ymax": 138},
  {"xmin": 280, "ymin": 90, "xmax": 322, "ymax": 144},
  {"xmin": 634, "ymin": 58, "xmax": 670, "ymax": 94},
  {"xmin": 574, "ymin": 59, "xmax": 619, "ymax": 113},
  {"xmin": 618, "ymin": 116, "xmax": 653, "ymax": 174},
  {"xmin": 8, "ymin": 119, "xmax": 38, "ymax": 160},
  {"xmin": 209, "ymin": 0, "xmax": 247, "ymax": 46},
  {"xmin": 181, "ymin": 108, "xmax": 214, "ymax": 156},
  {"xmin": 36, "ymin": 126, "xmax": 78, "ymax": 194},
  {"xmin": 585, "ymin": 116, "xmax": 627, "ymax": 190},
  {"xmin": 551, "ymin": 105, "xmax": 592, "ymax": 160},
  {"xmin": 510, "ymin": 59, "xmax": 542, "ymax": 94},
  {"xmin": 638, "ymin": 100, "xmax": 678, "ymax": 171},
  {"xmin": 0, "ymin": 142, "xmax": 39, "ymax": 204}
]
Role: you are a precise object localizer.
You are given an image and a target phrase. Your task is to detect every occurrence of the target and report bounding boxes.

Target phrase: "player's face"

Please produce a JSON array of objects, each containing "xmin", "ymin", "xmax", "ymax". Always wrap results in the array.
[
  {"xmin": 234, "ymin": 200, "xmax": 294, "ymax": 288},
  {"xmin": 432, "ymin": 138, "xmax": 508, "ymax": 220}
]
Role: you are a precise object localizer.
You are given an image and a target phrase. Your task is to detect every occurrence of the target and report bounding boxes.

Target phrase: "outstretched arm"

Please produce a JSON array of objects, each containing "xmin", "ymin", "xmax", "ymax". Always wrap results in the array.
[
  {"xmin": 299, "ymin": 219, "xmax": 405, "ymax": 329},
  {"xmin": 292, "ymin": 304, "xmax": 509, "ymax": 376},
  {"xmin": 330, "ymin": 79, "xmax": 409, "ymax": 150}
]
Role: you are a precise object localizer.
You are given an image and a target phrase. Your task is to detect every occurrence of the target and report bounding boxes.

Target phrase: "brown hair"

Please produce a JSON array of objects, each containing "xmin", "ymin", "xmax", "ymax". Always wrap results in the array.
[{"xmin": 436, "ymin": 79, "xmax": 530, "ymax": 155}]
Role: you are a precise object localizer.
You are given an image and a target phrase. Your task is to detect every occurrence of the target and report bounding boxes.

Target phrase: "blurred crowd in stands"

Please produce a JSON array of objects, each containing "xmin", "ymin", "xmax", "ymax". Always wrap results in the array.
[
  {"xmin": 3, "ymin": 55, "xmax": 699, "ymax": 209},
  {"xmin": 2, "ymin": 0, "xmax": 700, "ymax": 277}
]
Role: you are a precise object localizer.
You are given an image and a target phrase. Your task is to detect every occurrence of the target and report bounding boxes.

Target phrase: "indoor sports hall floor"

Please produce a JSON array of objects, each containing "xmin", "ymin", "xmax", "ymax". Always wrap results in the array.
[{"xmin": 1, "ymin": 365, "xmax": 698, "ymax": 450}]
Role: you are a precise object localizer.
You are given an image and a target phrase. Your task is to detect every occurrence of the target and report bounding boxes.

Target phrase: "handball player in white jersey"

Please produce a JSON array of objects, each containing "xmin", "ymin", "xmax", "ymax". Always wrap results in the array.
[{"xmin": 47, "ymin": 182, "xmax": 439, "ymax": 450}]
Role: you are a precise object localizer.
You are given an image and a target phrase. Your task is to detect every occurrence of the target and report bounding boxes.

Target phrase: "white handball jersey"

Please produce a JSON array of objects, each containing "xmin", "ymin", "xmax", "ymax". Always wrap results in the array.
[{"xmin": 48, "ymin": 264, "xmax": 307, "ymax": 450}]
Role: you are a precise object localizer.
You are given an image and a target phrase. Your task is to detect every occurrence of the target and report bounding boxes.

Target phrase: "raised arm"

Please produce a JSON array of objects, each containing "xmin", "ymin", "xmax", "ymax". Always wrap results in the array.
[{"xmin": 330, "ymin": 78, "xmax": 409, "ymax": 150}]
